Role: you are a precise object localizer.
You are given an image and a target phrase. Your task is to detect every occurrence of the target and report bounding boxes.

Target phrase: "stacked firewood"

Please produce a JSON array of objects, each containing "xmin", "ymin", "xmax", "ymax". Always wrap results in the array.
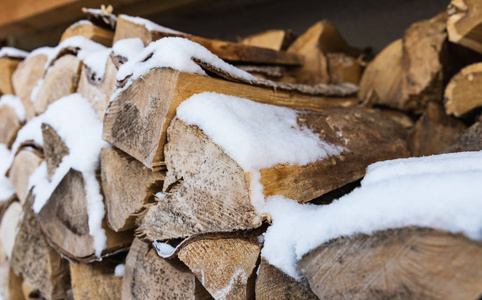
[{"xmin": 0, "ymin": 2, "xmax": 480, "ymax": 299}]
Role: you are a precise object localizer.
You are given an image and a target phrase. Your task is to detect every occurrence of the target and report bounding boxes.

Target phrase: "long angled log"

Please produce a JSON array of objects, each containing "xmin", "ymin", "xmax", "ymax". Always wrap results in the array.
[
  {"xmin": 177, "ymin": 237, "xmax": 261, "ymax": 300},
  {"xmin": 444, "ymin": 62, "xmax": 482, "ymax": 117},
  {"xmin": 122, "ymin": 238, "xmax": 213, "ymax": 300},
  {"xmin": 113, "ymin": 15, "xmax": 301, "ymax": 66},
  {"xmin": 7, "ymin": 147, "xmax": 43, "ymax": 204},
  {"xmin": 447, "ymin": 0, "xmax": 482, "ymax": 54},
  {"xmin": 12, "ymin": 53, "xmax": 48, "ymax": 121},
  {"xmin": 256, "ymin": 259, "xmax": 318, "ymax": 300},
  {"xmin": 10, "ymin": 195, "xmax": 71, "ymax": 300},
  {"xmin": 138, "ymin": 106, "xmax": 409, "ymax": 241},
  {"xmin": 103, "ymin": 67, "xmax": 357, "ymax": 170},
  {"xmin": 101, "ymin": 147, "xmax": 165, "ymax": 232},
  {"xmin": 298, "ymin": 227, "xmax": 482, "ymax": 300},
  {"xmin": 33, "ymin": 54, "xmax": 81, "ymax": 116},
  {"xmin": 0, "ymin": 57, "xmax": 21, "ymax": 95},
  {"xmin": 37, "ymin": 168, "xmax": 133, "ymax": 262},
  {"xmin": 60, "ymin": 21, "xmax": 114, "ymax": 47}
]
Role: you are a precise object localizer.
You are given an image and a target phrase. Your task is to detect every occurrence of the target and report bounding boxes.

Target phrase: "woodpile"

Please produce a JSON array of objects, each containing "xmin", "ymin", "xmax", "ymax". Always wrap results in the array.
[{"xmin": 0, "ymin": 4, "xmax": 480, "ymax": 300}]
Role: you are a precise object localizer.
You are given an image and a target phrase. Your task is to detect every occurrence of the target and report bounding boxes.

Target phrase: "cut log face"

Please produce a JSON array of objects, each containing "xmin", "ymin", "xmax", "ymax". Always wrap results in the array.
[
  {"xmin": 69, "ymin": 257, "xmax": 123, "ymax": 300},
  {"xmin": 409, "ymin": 102, "xmax": 466, "ymax": 157},
  {"xmin": 239, "ymin": 30, "xmax": 295, "ymax": 51},
  {"xmin": 0, "ymin": 200, "xmax": 22, "ymax": 260},
  {"xmin": 256, "ymin": 259, "xmax": 318, "ymax": 300},
  {"xmin": 36, "ymin": 168, "xmax": 133, "ymax": 262},
  {"xmin": 447, "ymin": 0, "xmax": 482, "ymax": 54},
  {"xmin": 327, "ymin": 53, "xmax": 362, "ymax": 84},
  {"xmin": 60, "ymin": 21, "xmax": 114, "ymax": 47},
  {"xmin": 12, "ymin": 54, "xmax": 48, "ymax": 121},
  {"xmin": 103, "ymin": 67, "xmax": 357, "ymax": 170},
  {"xmin": 444, "ymin": 120, "xmax": 482, "ymax": 153},
  {"xmin": 177, "ymin": 237, "xmax": 261, "ymax": 300},
  {"xmin": 7, "ymin": 148, "xmax": 43, "ymax": 204},
  {"xmin": 10, "ymin": 195, "xmax": 71, "ymax": 300},
  {"xmin": 101, "ymin": 147, "xmax": 165, "ymax": 232},
  {"xmin": 0, "ymin": 105, "xmax": 22, "ymax": 147},
  {"xmin": 138, "ymin": 107, "xmax": 409, "ymax": 241},
  {"xmin": 0, "ymin": 57, "xmax": 21, "ymax": 95},
  {"xmin": 122, "ymin": 238, "xmax": 213, "ymax": 300},
  {"xmin": 298, "ymin": 227, "xmax": 482, "ymax": 300},
  {"xmin": 444, "ymin": 62, "xmax": 482, "ymax": 117},
  {"xmin": 33, "ymin": 54, "xmax": 81, "ymax": 116},
  {"xmin": 41, "ymin": 123, "xmax": 69, "ymax": 181},
  {"xmin": 113, "ymin": 15, "xmax": 302, "ymax": 66},
  {"xmin": 76, "ymin": 57, "xmax": 117, "ymax": 121}
]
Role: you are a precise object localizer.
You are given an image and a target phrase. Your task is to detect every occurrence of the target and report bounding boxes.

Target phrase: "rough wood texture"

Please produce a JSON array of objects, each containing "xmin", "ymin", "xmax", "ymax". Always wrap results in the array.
[
  {"xmin": 239, "ymin": 29, "xmax": 294, "ymax": 51},
  {"xmin": 409, "ymin": 102, "xmax": 466, "ymax": 157},
  {"xmin": 0, "ymin": 105, "xmax": 22, "ymax": 147},
  {"xmin": 298, "ymin": 227, "xmax": 482, "ymax": 300},
  {"xmin": 101, "ymin": 147, "xmax": 165, "ymax": 232},
  {"xmin": 444, "ymin": 62, "xmax": 482, "ymax": 117},
  {"xmin": 122, "ymin": 238, "xmax": 213, "ymax": 300},
  {"xmin": 37, "ymin": 168, "xmax": 133, "ymax": 262},
  {"xmin": 41, "ymin": 123, "xmax": 69, "ymax": 181},
  {"xmin": 287, "ymin": 21, "xmax": 359, "ymax": 84},
  {"xmin": 76, "ymin": 57, "xmax": 117, "ymax": 121},
  {"xmin": 448, "ymin": 0, "xmax": 482, "ymax": 54},
  {"xmin": 178, "ymin": 237, "xmax": 260, "ymax": 300},
  {"xmin": 7, "ymin": 268, "xmax": 24, "ymax": 300},
  {"xmin": 138, "ymin": 107, "xmax": 409, "ymax": 241},
  {"xmin": 113, "ymin": 14, "xmax": 301, "ymax": 65},
  {"xmin": 360, "ymin": 13, "xmax": 447, "ymax": 113},
  {"xmin": 103, "ymin": 67, "xmax": 357, "ymax": 170},
  {"xmin": 10, "ymin": 195, "xmax": 71, "ymax": 300},
  {"xmin": 60, "ymin": 21, "xmax": 114, "ymax": 47},
  {"xmin": 12, "ymin": 54, "xmax": 47, "ymax": 121},
  {"xmin": 33, "ymin": 54, "xmax": 81, "ymax": 116},
  {"xmin": 7, "ymin": 148, "xmax": 43, "ymax": 204},
  {"xmin": 327, "ymin": 53, "xmax": 362, "ymax": 84},
  {"xmin": 256, "ymin": 259, "xmax": 318, "ymax": 300},
  {"xmin": 445, "ymin": 119, "xmax": 482, "ymax": 152},
  {"xmin": 0, "ymin": 57, "xmax": 21, "ymax": 95},
  {"xmin": 69, "ymin": 258, "xmax": 123, "ymax": 300}
]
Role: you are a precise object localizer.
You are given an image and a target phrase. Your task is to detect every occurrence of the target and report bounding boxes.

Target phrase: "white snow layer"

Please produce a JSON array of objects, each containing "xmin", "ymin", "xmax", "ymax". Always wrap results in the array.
[
  {"xmin": 116, "ymin": 37, "xmax": 257, "ymax": 88},
  {"xmin": 112, "ymin": 38, "xmax": 145, "ymax": 61},
  {"xmin": 261, "ymin": 151, "xmax": 482, "ymax": 279},
  {"xmin": 26, "ymin": 47, "xmax": 54, "ymax": 60},
  {"xmin": 114, "ymin": 264, "xmax": 125, "ymax": 277},
  {"xmin": 23, "ymin": 94, "xmax": 109, "ymax": 256},
  {"xmin": 176, "ymin": 92, "xmax": 345, "ymax": 211},
  {"xmin": 0, "ymin": 144, "xmax": 14, "ymax": 202},
  {"xmin": 120, "ymin": 14, "xmax": 184, "ymax": 35},
  {"xmin": 0, "ymin": 47, "xmax": 28, "ymax": 59},
  {"xmin": 0, "ymin": 95, "xmax": 26, "ymax": 121}
]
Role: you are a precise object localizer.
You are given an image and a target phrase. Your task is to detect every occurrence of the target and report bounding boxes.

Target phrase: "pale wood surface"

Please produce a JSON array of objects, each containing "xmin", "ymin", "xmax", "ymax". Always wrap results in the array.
[
  {"xmin": 0, "ymin": 105, "xmax": 22, "ymax": 147},
  {"xmin": 0, "ymin": 58, "xmax": 21, "ymax": 96},
  {"xmin": 444, "ymin": 62, "xmax": 482, "ymax": 117},
  {"xmin": 7, "ymin": 148, "xmax": 43, "ymax": 204},
  {"xmin": 60, "ymin": 21, "xmax": 114, "ymax": 47}
]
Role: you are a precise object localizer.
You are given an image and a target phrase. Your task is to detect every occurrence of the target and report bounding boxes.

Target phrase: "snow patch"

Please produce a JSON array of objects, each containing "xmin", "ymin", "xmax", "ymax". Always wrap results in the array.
[
  {"xmin": 26, "ymin": 47, "xmax": 54, "ymax": 60},
  {"xmin": 120, "ymin": 15, "xmax": 183, "ymax": 35},
  {"xmin": 112, "ymin": 38, "xmax": 144, "ymax": 61},
  {"xmin": 0, "ymin": 47, "xmax": 28, "ymax": 59},
  {"xmin": 153, "ymin": 240, "xmax": 176, "ymax": 257},
  {"xmin": 261, "ymin": 151, "xmax": 482, "ymax": 279},
  {"xmin": 0, "ymin": 95, "xmax": 26, "ymax": 121},
  {"xmin": 114, "ymin": 264, "xmax": 125, "ymax": 277}
]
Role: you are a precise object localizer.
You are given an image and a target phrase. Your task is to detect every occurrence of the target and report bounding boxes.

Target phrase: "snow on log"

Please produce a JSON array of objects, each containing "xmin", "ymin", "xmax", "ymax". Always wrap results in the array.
[{"xmin": 61, "ymin": 20, "xmax": 114, "ymax": 47}]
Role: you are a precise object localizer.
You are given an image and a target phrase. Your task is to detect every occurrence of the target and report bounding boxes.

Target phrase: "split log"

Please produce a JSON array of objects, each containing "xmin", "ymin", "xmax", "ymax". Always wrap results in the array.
[
  {"xmin": 122, "ymin": 238, "xmax": 213, "ymax": 300},
  {"xmin": 445, "ymin": 119, "xmax": 482, "ymax": 152},
  {"xmin": 76, "ymin": 55, "xmax": 117, "ymax": 121},
  {"xmin": 0, "ymin": 200, "xmax": 22, "ymax": 261},
  {"xmin": 10, "ymin": 195, "xmax": 71, "ymax": 300},
  {"xmin": 69, "ymin": 257, "xmax": 123, "ymax": 300},
  {"xmin": 287, "ymin": 21, "xmax": 359, "ymax": 84},
  {"xmin": 444, "ymin": 62, "xmax": 482, "ymax": 117},
  {"xmin": 113, "ymin": 15, "xmax": 301, "ymax": 65},
  {"xmin": 0, "ymin": 57, "xmax": 21, "ymax": 95},
  {"xmin": 37, "ymin": 168, "xmax": 133, "ymax": 262},
  {"xmin": 239, "ymin": 30, "xmax": 295, "ymax": 51},
  {"xmin": 256, "ymin": 259, "xmax": 318, "ymax": 300},
  {"xmin": 33, "ymin": 54, "xmax": 81, "ymax": 116},
  {"xmin": 138, "ymin": 107, "xmax": 409, "ymax": 241},
  {"xmin": 360, "ymin": 13, "xmax": 447, "ymax": 113},
  {"xmin": 7, "ymin": 147, "xmax": 43, "ymax": 204},
  {"xmin": 103, "ymin": 67, "xmax": 357, "ymax": 170},
  {"xmin": 60, "ymin": 21, "xmax": 114, "ymax": 47},
  {"xmin": 409, "ymin": 102, "xmax": 466, "ymax": 156},
  {"xmin": 326, "ymin": 53, "xmax": 362, "ymax": 84},
  {"xmin": 447, "ymin": 0, "xmax": 482, "ymax": 54},
  {"xmin": 101, "ymin": 147, "xmax": 164, "ymax": 232},
  {"xmin": 12, "ymin": 53, "xmax": 48, "ymax": 121},
  {"xmin": 177, "ymin": 236, "xmax": 261, "ymax": 300},
  {"xmin": 298, "ymin": 227, "xmax": 482, "ymax": 300},
  {"xmin": 0, "ymin": 104, "xmax": 22, "ymax": 147},
  {"xmin": 41, "ymin": 124, "xmax": 68, "ymax": 181}
]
